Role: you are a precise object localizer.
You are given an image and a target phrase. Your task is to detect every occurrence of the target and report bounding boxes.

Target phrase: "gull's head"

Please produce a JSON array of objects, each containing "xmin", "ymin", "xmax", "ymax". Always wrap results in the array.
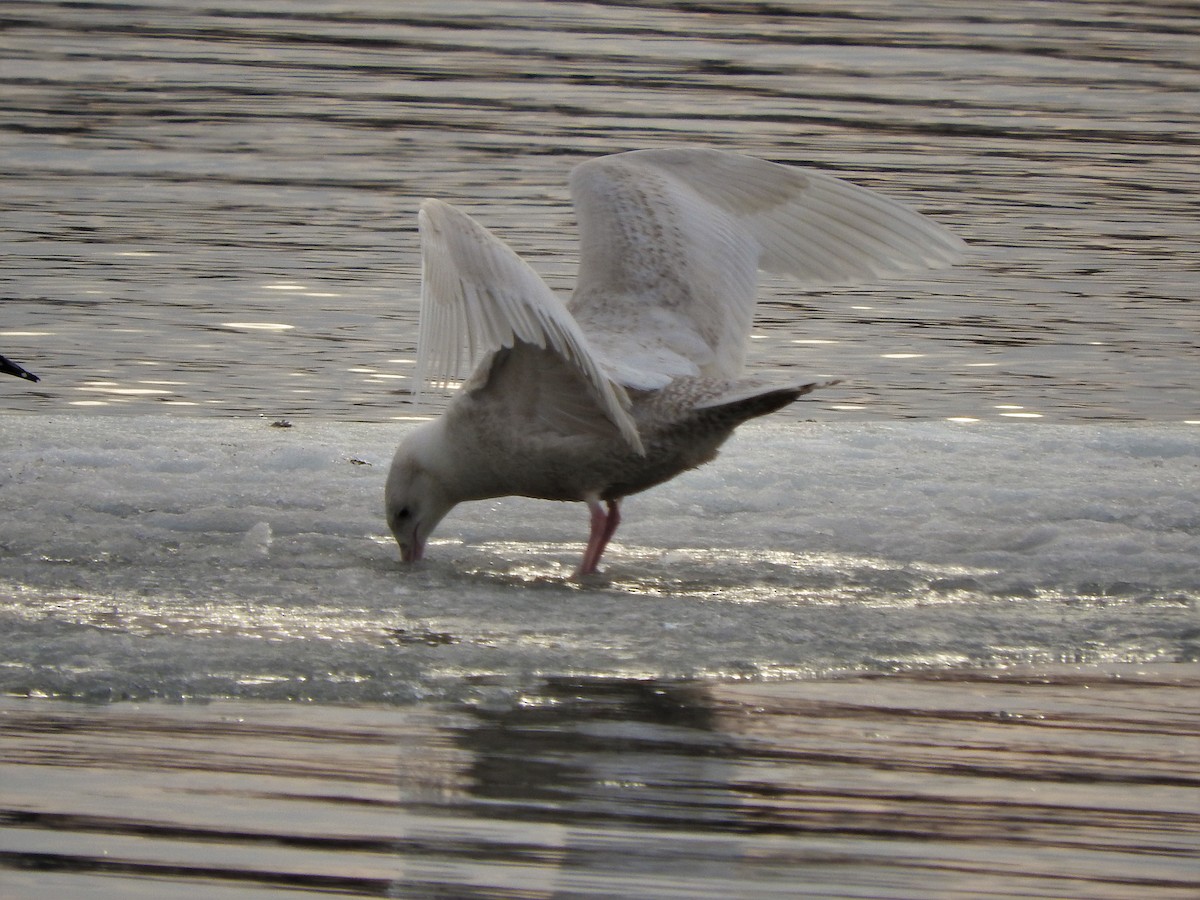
[{"xmin": 385, "ymin": 420, "xmax": 455, "ymax": 564}]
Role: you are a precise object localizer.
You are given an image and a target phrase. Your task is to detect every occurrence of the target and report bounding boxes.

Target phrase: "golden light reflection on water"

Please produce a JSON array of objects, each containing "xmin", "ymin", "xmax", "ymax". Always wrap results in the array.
[
  {"xmin": 3, "ymin": 589, "xmax": 409, "ymax": 646},
  {"xmin": 458, "ymin": 541, "xmax": 993, "ymax": 607},
  {"xmin": 76, "ymin": 382, "xmax": 174, "ymax": 396},
  {"xmin": 996, "ymin": 404, "xmax": 1044, "ymax": 418},
  {"xmin": 220, "ymin": 322, "xmax": 296, "ymax": 331}
]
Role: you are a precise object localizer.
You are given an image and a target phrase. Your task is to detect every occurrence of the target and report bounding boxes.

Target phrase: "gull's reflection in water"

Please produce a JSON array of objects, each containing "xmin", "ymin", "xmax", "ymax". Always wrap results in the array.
[
  {"xmin": 421, "ymin": 672, "xmax": 1200, "ymax": 899},
  {"xmin": 1, "ymin": 670, "xmax": 1195, "ymax": 898}
]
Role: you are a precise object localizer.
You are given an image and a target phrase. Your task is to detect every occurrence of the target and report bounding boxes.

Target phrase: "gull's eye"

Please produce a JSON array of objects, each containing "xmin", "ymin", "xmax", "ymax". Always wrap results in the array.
[{"xmin": 396, "ymin": 507, "xmax": 412, "ymax": 521}]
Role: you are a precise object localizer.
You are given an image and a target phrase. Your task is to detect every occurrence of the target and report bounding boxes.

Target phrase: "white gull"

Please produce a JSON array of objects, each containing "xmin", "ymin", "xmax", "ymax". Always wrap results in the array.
[{"xmin": 385, "ymin": 149, "xmax": 964, "ymax": 577}]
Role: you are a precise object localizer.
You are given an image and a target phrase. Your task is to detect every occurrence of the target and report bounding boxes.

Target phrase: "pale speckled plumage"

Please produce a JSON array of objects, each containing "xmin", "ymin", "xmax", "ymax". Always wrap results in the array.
[{"xmin": 387, "ymin": 149, "xmax": 965, "ymax": 575}]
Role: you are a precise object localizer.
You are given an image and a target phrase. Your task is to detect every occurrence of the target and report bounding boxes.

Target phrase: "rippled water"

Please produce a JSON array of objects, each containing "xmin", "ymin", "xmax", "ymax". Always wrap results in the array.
[
  {"xmin": 2, "ymin": 2, "xmax": 1199, "ymax": 897},
  {"xmin": 4, "ymin": 669, "xmax": 1199, "ymax": 900},
  {"xmin": 2, "ymin": 0, "xmax": 1198, "ymax": 422}
]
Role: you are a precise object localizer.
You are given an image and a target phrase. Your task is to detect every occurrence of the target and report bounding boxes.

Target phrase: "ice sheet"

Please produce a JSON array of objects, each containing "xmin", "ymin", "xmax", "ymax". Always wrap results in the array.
[{"xmin": 1, "ymin": 415, "xmax": 1196, "ymax": 703}]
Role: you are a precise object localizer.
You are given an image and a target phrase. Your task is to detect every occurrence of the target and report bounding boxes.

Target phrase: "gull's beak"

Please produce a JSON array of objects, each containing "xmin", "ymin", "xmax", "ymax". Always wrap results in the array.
[{"xmin": 399, "ymin": 534, "xmax": 426, "ymax": 564}]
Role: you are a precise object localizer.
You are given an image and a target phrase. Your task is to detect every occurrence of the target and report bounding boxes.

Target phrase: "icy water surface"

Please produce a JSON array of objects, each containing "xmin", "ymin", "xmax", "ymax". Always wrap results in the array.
[{"xmin": 2, "ymin": 2, "xmax": 1199, "ymax": 898}]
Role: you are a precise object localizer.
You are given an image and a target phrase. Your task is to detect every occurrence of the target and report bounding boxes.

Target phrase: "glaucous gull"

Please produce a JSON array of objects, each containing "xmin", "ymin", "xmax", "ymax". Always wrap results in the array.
[{"xmin": 386, "ymin": 149, "xmax": 964, "ymax": 577}]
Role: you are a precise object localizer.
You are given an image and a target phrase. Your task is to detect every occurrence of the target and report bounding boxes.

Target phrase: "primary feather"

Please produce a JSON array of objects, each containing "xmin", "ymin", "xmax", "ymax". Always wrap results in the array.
[
  {"xmin": 416, "ymin": 198, "xmax": 642, "ymax": 452},
  {"xmin": 568, "ymin": 148, "xmax": 965, "ymax": 388}
]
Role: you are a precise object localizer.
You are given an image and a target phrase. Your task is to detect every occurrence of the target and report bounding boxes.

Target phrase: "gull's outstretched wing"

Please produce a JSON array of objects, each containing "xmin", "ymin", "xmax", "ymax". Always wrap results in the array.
[
  {"xmin": 415, "ymin": 198, "xmax": 642, "ymax": 452},
  {"xmin": 568, "ymin": 148, "xmax": 966, "ymax": 388}
]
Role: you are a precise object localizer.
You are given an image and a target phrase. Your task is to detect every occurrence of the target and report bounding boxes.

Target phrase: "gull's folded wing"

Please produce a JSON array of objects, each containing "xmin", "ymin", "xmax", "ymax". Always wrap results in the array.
[{"xmin": 416, "ymin": 198, "xmax": 642, "ymax": 452}]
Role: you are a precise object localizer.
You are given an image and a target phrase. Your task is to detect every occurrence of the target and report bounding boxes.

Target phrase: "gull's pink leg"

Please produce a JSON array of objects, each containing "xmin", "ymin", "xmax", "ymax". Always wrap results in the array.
[
  {"xmin": 598, "ymin": 499, "xmax": 621, "ymax": 555},
  {"xmin": 576, "ymin": 498, "xmax": 621, "ymax": 577},
  {"xmin": 576, "ymin": 499, "xmax": 608, "ymax": 577}
]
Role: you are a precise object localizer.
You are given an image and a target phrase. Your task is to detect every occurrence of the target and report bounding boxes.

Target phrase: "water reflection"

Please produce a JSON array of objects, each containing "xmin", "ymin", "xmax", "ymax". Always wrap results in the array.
[
  {"xmin": 3, "ymin": 668, "xmax": 1197, "ymax": 898},
  {"xmin": 456, "ymin": 679, "xmax": 720, "ymax": 812}
]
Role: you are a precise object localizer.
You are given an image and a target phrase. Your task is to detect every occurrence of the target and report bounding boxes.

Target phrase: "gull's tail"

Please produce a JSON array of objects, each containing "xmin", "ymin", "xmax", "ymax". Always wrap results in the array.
[{"xmin": 691, "ymin": 378, "xmax": 841, "ymax": 428}]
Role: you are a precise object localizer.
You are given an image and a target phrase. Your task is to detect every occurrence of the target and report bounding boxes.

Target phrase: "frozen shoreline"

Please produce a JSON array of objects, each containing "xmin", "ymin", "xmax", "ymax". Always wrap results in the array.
[
  {"xmin": 3, "ymin": 413, "xmax": 1196, "ymax": 586},
  {"xmin": 1, "ymin": 414, "xmax": 1195, "ymax": 705}
]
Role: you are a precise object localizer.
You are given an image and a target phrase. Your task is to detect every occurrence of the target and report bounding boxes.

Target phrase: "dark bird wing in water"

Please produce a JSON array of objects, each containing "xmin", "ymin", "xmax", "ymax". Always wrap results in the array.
[{"xmin": 0, "ymin": 354, "xmax": 39, "ymax": 383}]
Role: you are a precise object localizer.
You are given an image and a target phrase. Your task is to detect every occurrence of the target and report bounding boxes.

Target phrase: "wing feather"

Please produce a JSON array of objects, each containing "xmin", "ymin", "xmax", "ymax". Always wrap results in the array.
[
  {"xmin": 415, "ymin": 198, "xmax": 642, "ymax": 452},
  {"xmin": 569, "ymin": 149, "xmax": 965, "ymax": 383}
]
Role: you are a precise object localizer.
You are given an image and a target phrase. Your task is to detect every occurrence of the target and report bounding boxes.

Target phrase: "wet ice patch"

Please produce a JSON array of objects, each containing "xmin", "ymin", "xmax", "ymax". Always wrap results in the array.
[
  {"xmin": 0, "ymin": 415, "xmax": 1196, "ymax": 702},
  {"xmin": 241, "ymin": 521, "xmax": 273, "ymax": 557}
]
